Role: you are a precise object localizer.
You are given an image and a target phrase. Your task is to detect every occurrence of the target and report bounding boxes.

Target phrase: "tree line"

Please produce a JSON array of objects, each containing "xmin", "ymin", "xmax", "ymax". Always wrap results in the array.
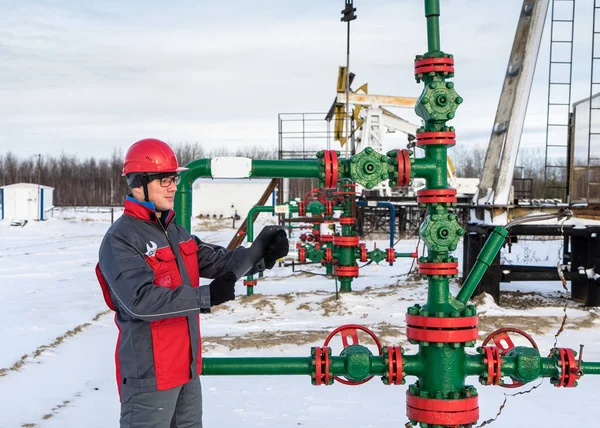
[
  {"xmin": 0, "ymin": 143, "xmax": 548, "ymax": 206},
  {"xmin": 0, "ymin": 143, "xmax": 277, "ymax": 206}
]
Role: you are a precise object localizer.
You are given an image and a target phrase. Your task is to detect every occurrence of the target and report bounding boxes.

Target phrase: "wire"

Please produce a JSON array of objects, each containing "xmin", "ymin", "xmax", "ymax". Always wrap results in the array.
[{"xmin": 505, "ymin": 208, "xmax": 573, "ymax": 229}]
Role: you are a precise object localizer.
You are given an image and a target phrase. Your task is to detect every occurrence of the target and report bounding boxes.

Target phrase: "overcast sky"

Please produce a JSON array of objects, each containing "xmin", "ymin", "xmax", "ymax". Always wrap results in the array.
[{"xmin": 0, "ymin": 0, "xmax": 596, "ymax": 161}]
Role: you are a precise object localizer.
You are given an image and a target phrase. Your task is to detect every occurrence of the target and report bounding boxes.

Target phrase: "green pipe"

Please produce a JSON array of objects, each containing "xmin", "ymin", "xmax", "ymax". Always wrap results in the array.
[
  {"xmin": 395, "ymin": 253, "xmax": 415, "ymax": 258},
  {"xmin": 245, "ymin": 204, "xmax": 298, "ymax": 296},
  {"xmin": 411, "ymin": 147, "xmax": 448, "ymax": 189},
  {"xmin": 174, "ymin": 158, "xmax": 325, "ymax": 231},
  {"xmin": 202, "ymin": 355, "xmax": 388, "ymax": 377},
  {"xmin": 419, "ymin": 347, "xmax": 466, "ymax": 393},
  {"xmin": 581, "ymin": 362, "xmax": 600, "ymax": 375},
  {"xmin": 201, "ymin": 353, "xmax": 600, "ymax": 382},
  {"xmin": 456, "ymin": 226, "xmax": 508, "ymax": 304},
  {"xmin": 424, "ymin": 0, "xmax": 441, "ymax": 52},
  {"xmin": 251, "ymin": 160, "xmax": 323, "ymax": 179}
]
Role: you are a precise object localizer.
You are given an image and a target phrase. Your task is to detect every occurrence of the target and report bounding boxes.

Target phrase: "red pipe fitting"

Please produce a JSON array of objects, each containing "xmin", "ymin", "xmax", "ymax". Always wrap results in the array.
[
  {"xmin": 417, "ymin": 188, "xmax": 457, "ymax": 205},
  {"xmin": 339, "ymin": 217, "xmax": 355, "ymax": 225},
  {"xmin": 312, "ymin": 346, "xmax": 332, "ymax": 386},
  {"xmin": 298, "ymin": 247, "xmax": 306, "ymax": 263},
  {"xmin": 335, "ymin": 266, "xmax": 359, "ymax": 278},
  {"xmin": 387, "ymin": 248, "xmax": 396, "ymax": 264},
  {"xmin": 333, "ymin": 236, "xmax": 360, "ymax": 247},
  {"xmin": 359, "ymin": 243, "xmax": 368, "ymax": 263},
  {"xmin": 418, "ymin": 261, "xmax": 459, "ymax": 276},
  {"xmin": 481, "ymin": 346, "xmax": 502, "ymax": 386},
  {"xmin": 322, "ymin": 150, "xmax": 339, "ymax": 188},
  {"xmin": 554, "ymin": 348, "xmax": 582, "ymax": 388},
  {"xmin": 406, "ymin": 393, "xmax": 479, "ymax": 426},
  {"xmin": 394, "ymin": 149, "xmax": 411, "ymax": 188},
  {"xmin": 385, "ymin": 346, "xmax": 404, "ymax": 385},
  {"xmin": 416, "ymin": 131, "xmax": 456, "ymax": 147},
  {"xmin": 414, "ymin": 56, "xmax": 455, "ymax": 76},
  {"xmin": 405, "ymin": 314, "xmax": 478, "ymax": 343},
  {"xmin": 298, "ymin": 201, "xmax": 306, "ymax": 216}
]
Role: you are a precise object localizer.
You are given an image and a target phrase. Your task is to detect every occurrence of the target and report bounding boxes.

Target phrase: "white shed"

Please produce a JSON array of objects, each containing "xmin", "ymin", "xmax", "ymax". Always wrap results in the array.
[{"xmin": 1, "ymin": 183, "xmax": 55, "ymax": 221}]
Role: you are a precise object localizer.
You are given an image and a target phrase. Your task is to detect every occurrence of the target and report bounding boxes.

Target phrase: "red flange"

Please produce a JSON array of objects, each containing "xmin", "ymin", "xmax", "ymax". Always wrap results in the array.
[
  {"xmin": 324, "ymin": 324, "xmax": 383, "ymax": 385},
  {"xmin": 418, "ymin": 261, "xmax": 459, "ymax": 276},
  {"xmin": 322, "ymin": 150, "xmax": 339, "ymax": 189},
  {"xmin": 339, "ymin": 217, "xmax": 355, "ymax": 225},
  {"xmin": 298, "ymin": 201, "xmax": 306, "ymax": 216},
  {"xmin": 406, "ymin": 393, "xmax": 479, "ymax": 426},
  {"xmin": 482, "ymin": 346, "xmax": 502, "ymax": 386},
  {"xmin": 405, "ymin": 314, "xmax": 478, "ymax": 343},
  {"xmin": 243, "ymin": 279, "xmax": 257, "ymax": 287},
  {"xmin": 394, "ymin": 149, "xmax": 411, "ymax": 187},
  {"xmin": 416, "ymin": 131, "xmax": 456, "ymax": 147},
  {"xmin": 387, "ymin": 248, "xmax": 396, "ymax": 264},
  {"xmin": 482, "ymin": 328, "xmax": 539, "ymax": 388},
  {"xmin": 414, "ymin": 57, "xmax": 455, "ymax": 76},
  {"xmin": 359, "ymin": 243, "xmax": 368, "ymax": 263},
  {"xmin": 554, "ymin": 348, "xmax": 581, "ymax": 388},
  {"xmin": 298, "ymin": 247, "xmax": 306, "ymax": 263},
  {"xmin": 325, "ymin": 200, "xmax": 333, "ymax": 217},
  {"xmin": 333, "ymin": 236, "xmax": 360, "ymax": 247},
  {"xmin": 335, "ymin": 265, "xmax": 360, "ymax": 277},
  {"xmin": 321, "ymin": 234, "xmax": 334, "ymax": 242},
  {"xmin": 324, "ymin": 248, "xmax": 333, "ymax": 264},
  {"xmin": 312, "ymin": 346, "xmax": 332, "ymax": 386},
  {"xmin": 417, "ymin": 188, "xmax": 457, "ymax": 204},
  {"xmin": 386, "ymin": 346, "xmax": 404, "ymax": 385}
]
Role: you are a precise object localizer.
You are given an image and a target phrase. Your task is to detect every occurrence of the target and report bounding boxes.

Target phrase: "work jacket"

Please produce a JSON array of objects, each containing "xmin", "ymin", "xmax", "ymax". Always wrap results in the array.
[{"xmin": 97, "ymin": 197, "xmax": 256, "ymax": 403}]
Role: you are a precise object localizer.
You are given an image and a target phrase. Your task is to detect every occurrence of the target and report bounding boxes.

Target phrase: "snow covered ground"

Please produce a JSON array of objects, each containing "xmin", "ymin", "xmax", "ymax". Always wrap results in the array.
[{"xmin": 1, "ymin": 208, "xmax": 600, "ymax": 427}]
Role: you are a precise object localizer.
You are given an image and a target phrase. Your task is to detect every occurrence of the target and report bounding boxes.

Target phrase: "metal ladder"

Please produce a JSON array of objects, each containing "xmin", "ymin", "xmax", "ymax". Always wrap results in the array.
[
  {"xmin": 588, "ymin": 0, "xmax": 600, "ymax": 202},
  {"xmin": 543, "ymin": 0, "xmax": 576, "ymax": 201}
]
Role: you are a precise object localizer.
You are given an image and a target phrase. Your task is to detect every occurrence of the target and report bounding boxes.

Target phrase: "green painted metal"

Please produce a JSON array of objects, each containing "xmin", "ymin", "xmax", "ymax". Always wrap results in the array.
[
  {"xmin": 368, "ymin": 248, "xmax": 387, "ymax": 264},
  {"xmin": 419, "ymin": 210, "xmax": 463, "ymax": 253},
  {"xmin": 348, "ymin": 147, "xmax": 390, "ymax": 190},
  {"xmin": 456, "ymin": 226, "xmax": 509, "ymax": 304},
  {"xmin": 424, "ymin": 0, "xmax": 441, "ymax": 53},
  {"xmin": 415, "ymin": 81, "xmax": 463, "ymax": 123}
]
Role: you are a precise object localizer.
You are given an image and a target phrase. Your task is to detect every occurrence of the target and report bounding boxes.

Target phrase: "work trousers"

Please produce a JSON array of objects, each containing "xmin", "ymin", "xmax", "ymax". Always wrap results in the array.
[{"xmin": 120, "ymin": 377, "xmax": 203, "ymax": 428}]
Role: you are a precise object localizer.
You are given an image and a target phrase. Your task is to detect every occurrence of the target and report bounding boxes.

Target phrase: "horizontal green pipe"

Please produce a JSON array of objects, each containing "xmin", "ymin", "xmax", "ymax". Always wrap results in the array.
[
  {"xmin": 202, "ymin": 357, "xmax": 313, "ymax": 376},
  {"xmin": 456, "ymin": 226, "xmax": 508, "ymax": 304},
  {"xmin": 202, "ymin": 355, "xmax": 388, "ymax": 377},
  {"xmin": 581, "ymin": 361, "xmax": 600, "ymax": 375},
  {"xmin": 395, "ymin": 252, "xmax": 415, "ymax": 258},
  {"xmin": 411, "ymin": 157, "xmax": 437, "ymax": 182},
  {"xmin": 201, "ymin": 353, "xmax": 600, "ymax": 381},
  {"xmin": 251, "ymin": 160, "xmax": 324, "ymax": 178}
]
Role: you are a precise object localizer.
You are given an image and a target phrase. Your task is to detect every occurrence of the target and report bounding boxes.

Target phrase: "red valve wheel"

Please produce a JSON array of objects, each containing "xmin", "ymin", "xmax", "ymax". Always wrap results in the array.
[
  {"xmin": 303, "ymin": 188, "xmax": 327, "ymax": 206},
  {"xmin": 482, "ymin": 328, "xmax": 539, "ymax": 389},
  {"xmin": 323, "ymin": 324, "xmax": 383, "ymax": 385}
]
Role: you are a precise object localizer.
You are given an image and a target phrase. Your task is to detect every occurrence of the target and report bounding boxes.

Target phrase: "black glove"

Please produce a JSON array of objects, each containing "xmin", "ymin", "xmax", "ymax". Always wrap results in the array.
[
  {"xmin": 209, "ymin": 272, "xmax": 237, "ymax": 306},
  {"xmin": 253, "ymin": 225, "xmax": 289, "ymax": 269}
]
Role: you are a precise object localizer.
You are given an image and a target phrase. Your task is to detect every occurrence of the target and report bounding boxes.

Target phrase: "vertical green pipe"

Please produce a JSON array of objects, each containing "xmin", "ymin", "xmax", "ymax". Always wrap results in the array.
[
  {"xmin": 425, "ymin": 277, "xmax": 450, "ymax": 314},
  {"xmin": 419, "ymin": 347, "xmax": 465, "ymax": 393},
  {"xmin": 456, "ymin": 226, "xmax": 508, "ymax": 304},
  {"xmin": 245, "ymin": 204, "xmax": 297, "ymax": 296},
  {"xmin": 424, "ymin": 0, "xmax": 441, "ymax": 52},
  {"xmin": 174, "ymin": 159, "xmax": 212, "ymax": 231}
]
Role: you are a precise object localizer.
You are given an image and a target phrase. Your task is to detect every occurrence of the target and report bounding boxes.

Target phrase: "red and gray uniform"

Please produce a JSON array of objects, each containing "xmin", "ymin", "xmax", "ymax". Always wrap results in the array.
[{"xmin": 97, "ymin": 197, "xmax": 260, "ymax": 403}]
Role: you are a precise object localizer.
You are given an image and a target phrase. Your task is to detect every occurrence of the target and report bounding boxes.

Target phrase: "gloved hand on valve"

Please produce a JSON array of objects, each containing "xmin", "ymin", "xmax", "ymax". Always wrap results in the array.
[{"xmin": 252, "ymin": 225, "xmax": 290, "ymax": 269}]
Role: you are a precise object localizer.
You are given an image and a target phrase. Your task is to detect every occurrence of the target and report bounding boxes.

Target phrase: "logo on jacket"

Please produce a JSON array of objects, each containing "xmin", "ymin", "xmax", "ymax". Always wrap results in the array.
[{"xmin": 145, "ymin": 241, "xmax": 158, "ymax": 257}]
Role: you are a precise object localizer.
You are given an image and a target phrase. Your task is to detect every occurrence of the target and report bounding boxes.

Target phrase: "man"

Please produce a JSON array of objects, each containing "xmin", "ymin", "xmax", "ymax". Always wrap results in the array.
[{"xmin": 96, "ymin": 138, "xmax": 288, "ymax": 428}]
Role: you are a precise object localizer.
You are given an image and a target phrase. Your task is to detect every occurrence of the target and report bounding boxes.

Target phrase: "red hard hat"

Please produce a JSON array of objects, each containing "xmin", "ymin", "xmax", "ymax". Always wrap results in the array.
[{"xmin": 122, "ymin": 138, "xmax": 188, "ymax": 176}]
